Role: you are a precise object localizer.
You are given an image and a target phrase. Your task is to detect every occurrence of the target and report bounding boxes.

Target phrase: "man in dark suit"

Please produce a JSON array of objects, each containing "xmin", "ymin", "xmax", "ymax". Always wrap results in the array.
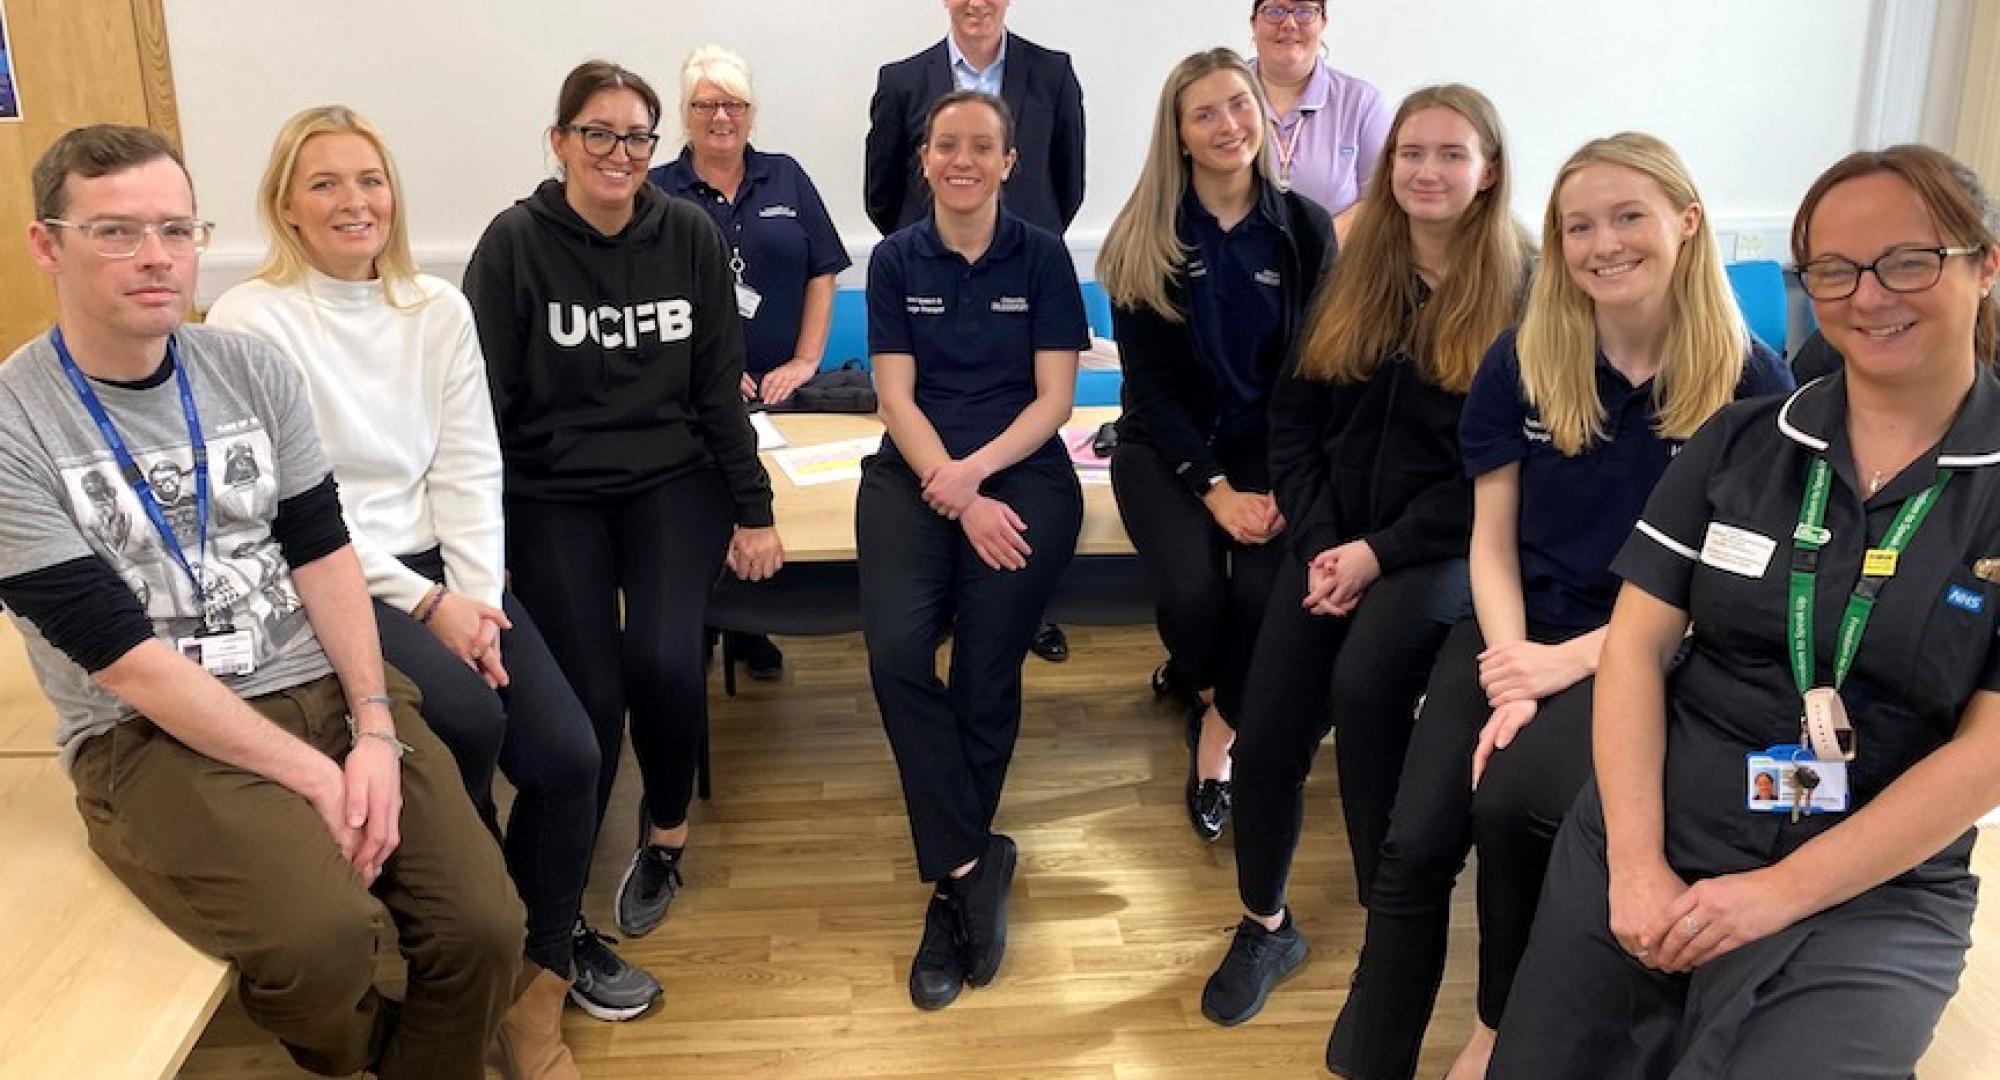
[{"xmin": 864, "ymin": 0, "xmax": 1086, "ymax": 239}]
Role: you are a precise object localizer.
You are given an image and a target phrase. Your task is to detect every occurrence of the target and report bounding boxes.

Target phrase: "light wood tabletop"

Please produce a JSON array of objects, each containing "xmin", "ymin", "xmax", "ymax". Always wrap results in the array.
[
  {"xmin": 761, "ymin": 405, "xmax": 1130, "ymax": 563},
  {"xmin": 0, "ymin": 755, "xmax": 231, "ymax": 1080},
  {"xmin": 0, "ymin": 616, "xmax": 58, "ymax": 758}
]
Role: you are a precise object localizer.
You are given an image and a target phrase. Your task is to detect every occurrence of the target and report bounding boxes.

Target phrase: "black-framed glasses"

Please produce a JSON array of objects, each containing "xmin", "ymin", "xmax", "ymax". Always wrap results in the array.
[
  {"xmin": 561, "ymin": 125, "xmax": 662, "ymax": 158},
  {"xmin": 1795, "ymin": 244, "xmax": 1986, "ymax": 300},
  {"xmin": 689, "ymin": 99, "xmax": 751, "ymax": 117},
  {"xmin": 1256, "ymin": 2, "xmax": 1324, "ymax": 25},
  {"xmin": 41, "ymin": 217, "xmax": 214, "ymax": 258}
]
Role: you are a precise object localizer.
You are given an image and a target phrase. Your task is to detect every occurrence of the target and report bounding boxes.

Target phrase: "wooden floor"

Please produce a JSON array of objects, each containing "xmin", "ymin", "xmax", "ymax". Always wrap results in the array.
[{"xmin": 176, "ymin": 626, "xmax": 2000, "ymax": 1079}]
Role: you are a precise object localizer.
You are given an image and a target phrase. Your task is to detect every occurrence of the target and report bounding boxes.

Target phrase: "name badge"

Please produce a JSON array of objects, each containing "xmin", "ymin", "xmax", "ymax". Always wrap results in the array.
[
  {"xmin": 1746, "ymin": 745, "xmax": 1849, "ymax": 816},
  {"xmin": 1700, "ymin": 521, "xmax": 1777, "ymax": 578},
  {"xmin": 178, "ymin": 627, "xmax": 256, "ymax": 678},
  {"xmin": 735, "ymin": 283, "xmax": 764, "ymax": 320}
]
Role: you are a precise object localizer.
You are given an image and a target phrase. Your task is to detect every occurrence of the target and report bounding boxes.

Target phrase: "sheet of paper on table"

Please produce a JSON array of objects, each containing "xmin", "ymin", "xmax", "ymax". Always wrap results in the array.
[
  {"xmin": 1060, "ymin": 425, "xmax": 1113, "ymax": 486},
  {"xmin": 750, "ymin": 411, "xmax": 788, "ymax": 450},
  {"xmin": 771, "ymin": 435, "xmax": 881, "ymax": 486}
]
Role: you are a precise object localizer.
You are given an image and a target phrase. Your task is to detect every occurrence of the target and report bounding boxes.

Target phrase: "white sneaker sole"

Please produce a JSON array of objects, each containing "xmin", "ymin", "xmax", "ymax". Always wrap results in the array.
[{"xmin": 568, "ymin": 985, "xmax": 661, "ymax": 1022}]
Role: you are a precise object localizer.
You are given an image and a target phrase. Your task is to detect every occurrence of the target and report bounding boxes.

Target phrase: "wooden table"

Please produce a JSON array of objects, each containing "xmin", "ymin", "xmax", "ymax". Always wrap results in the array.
[
  {"xmin": 0, "ymin": 756, "xmax": 231, "ymax": 1080},
  {"xmin": 762, "ymin": 405, "xmax": 1131, "ymax": 562},
  {"xmin": 0, "ymin": 616, "xmax": 58, "ymax": 757}
]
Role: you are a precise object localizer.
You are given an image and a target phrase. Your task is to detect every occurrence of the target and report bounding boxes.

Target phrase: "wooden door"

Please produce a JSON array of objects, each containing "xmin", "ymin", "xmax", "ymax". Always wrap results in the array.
[{"xmin": 0, "ymin": 0, "xmax": 178, "ymax": 356}]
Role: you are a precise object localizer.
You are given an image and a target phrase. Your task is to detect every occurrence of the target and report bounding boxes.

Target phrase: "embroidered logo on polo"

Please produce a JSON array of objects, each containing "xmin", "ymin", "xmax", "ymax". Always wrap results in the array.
[
  {"xmin": 758, "ymin": 205, "xmax": 799, "ymax": 219},
  {"xmin": 547, "ymin": 301, "xmax": 694, "ymax": 349},
  {"xmin": 906, "ymin": 296, "xmax": 946, "ymax": 316},
  {"xmin": 1185, "ymin": 258, "xmax": 1209, "ymax": 279},
  {"xmin": 990, "ymin": 296, "xmax": 1031, "ymax": 314},
  {"xmin": 1945, "ymin": 585, "xmax": 1986, "ymax": 614},
  {"xmin": 1522, "ymin": 416, "xmax": 1552, "ymax": 444},
  {"xmin": 1253, "ymin": 269, "xmax": 1283, "ymax": 287}
]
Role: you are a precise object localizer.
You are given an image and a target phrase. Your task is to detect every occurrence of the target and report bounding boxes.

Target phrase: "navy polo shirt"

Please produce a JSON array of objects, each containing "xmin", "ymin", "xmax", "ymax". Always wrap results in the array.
[
  {"xmin": 1180, "ymin": 187, "xmax": 1286, "ymax": 437},
  {"xmin": 649, "ymin": 146, "xmax": 851, "ymax": 374},
  {"xmin": 867, "ymin": 209, "xmax": 1089, "ymax": 467},
  {"xmin": 1459, "ymin": 328, "xmax": 1792, "ymax": 634}
]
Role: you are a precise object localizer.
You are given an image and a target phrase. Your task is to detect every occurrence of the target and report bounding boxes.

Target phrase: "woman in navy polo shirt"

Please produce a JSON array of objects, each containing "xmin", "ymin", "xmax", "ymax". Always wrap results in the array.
[
  {"xmin": 858, "ymin": 89, "xmax": 1088, "ymax": 1013},
  {"xmin": 1326, "ymin": 133, "xmax": 1791, "ymax": 1080},
  {"xmin": 1200, "ymin": 83, "xmax": 1532, "ymax": 1030},
  {"xmin": 1491, "ymin": 144, "xmax": 2000, "ymax": 1079},
  {"xmin": 649, "ymin": 44, "xmax": 852, "ymax": 682},
  {"xmin": 1096, "ymin": 49, "xmax": 1333, "ymax": 843}
]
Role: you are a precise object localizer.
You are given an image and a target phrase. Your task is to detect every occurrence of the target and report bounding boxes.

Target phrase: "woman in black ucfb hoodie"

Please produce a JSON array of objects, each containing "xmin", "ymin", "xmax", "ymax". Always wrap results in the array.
[{"xmin": 464, "ymin": 61, "xmax": 783, "ymax": 953}]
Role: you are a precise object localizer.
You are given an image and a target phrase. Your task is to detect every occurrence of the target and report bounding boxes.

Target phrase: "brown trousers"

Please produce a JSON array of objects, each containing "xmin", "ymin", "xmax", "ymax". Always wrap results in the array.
[{"xmin": 69, "ymin": 672, "xmax": 523, "ymax": 1080}]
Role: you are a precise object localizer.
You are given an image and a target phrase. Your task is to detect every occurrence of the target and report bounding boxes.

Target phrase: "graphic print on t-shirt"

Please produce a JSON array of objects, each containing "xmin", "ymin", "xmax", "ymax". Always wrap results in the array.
[{"xmin": 56, "ymin": 425, "xmax": 309, "ymax": 662}]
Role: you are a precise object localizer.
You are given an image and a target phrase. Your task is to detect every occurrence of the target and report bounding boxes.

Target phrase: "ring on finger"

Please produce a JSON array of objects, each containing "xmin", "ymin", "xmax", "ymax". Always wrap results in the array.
[{"xmin": 1682, "ymin": 915, "xmax": 1706, "ymax": 938}]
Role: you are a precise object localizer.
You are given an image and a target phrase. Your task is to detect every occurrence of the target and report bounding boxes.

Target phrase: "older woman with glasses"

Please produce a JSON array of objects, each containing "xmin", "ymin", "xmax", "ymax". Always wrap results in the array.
[
  {"xmin": 1248, "ymin": 0, "xmax": 1390, "ymax": 239},
  {"xmin": 464, "ymin": 59, "xmax": 785, "ymax": 952},
  {"xmin": 649, "ymin": 44, "xmax": 851, "ymax": 682}
]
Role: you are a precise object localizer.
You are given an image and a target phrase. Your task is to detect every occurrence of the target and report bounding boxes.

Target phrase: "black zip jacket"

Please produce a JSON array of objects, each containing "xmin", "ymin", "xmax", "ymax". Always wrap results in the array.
[
  {"xmin": 463, "ymin": 178, "xmax": 774, "ymax": 525},
  {"xmin": 1112, "ymin": 183, "xmax": 1334, "ymax": 496},
  {"xmin": 1268, "ymin": 281, "xmax": 1472, "ymax": 570}
]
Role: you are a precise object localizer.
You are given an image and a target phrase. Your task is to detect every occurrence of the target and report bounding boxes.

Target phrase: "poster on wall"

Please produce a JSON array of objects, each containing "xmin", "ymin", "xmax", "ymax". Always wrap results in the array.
[{"xmin": 0, "ymin": 0, "xmax": 19, "ymax": 121}]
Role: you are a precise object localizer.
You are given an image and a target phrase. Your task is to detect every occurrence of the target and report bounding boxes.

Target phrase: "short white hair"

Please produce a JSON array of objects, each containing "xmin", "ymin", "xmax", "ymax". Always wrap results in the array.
[{"xmin": 680, "ymin": 44, "xmax": 756, "ymax": 117}]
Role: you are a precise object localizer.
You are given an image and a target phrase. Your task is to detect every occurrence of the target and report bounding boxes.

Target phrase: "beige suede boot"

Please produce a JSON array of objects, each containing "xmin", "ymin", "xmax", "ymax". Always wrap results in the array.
[{"xmin": 494, "ymin": 964, "xmax": 584, "ymax": 1079}]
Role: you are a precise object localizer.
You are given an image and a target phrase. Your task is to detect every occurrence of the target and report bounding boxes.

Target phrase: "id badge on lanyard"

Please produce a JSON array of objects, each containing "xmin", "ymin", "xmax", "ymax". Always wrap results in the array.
[
  {"xmin": 731, "ymin": 248, "xmax": 762, "ymax": 319},
  {"xmin": 51, "ymin": 328, "xmax": 254, "ymax": 678}
]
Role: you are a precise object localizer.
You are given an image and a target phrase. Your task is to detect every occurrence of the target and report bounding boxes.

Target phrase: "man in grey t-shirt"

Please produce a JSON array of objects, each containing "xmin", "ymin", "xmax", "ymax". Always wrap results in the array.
[{"xmin": 0, "ymin": 125, "xmax": 521, "ymax": 1080}]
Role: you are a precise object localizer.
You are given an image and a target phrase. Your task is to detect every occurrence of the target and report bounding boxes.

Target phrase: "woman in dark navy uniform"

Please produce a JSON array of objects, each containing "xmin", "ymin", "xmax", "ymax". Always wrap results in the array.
[
  {"xmin": 1491, "ymin": 145, "xmax": 2000, "ymax": 1078},
  {"xmin": 1327, "ymin": 133, "xmax": 1793, "ymax": 1080},
  {"xmin": 857, "ymin": 89, "xmax": 1088, "ymax": 1013},
  {"xmin": 1200, "ymin": 83, "xmax": 1534, "ymax": 1027},
  {"xmin": 649, "ymin": 44, "xmax": 853, "ymax": 681},
  {"xmin": 1096, "ymin": 49, "xmax": 1333, "ymax": 843}
]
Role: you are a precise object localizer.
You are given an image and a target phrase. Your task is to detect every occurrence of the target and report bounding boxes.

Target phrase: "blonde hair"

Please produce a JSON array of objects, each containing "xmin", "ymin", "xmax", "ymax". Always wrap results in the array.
[
  {"xmin": 1097, "ymin": 49, "xmax": 1273, "ymax": 322},
  {"xmin": 1518, "ymin": 133, "xmax": 1747, "ymax": 455},
  {"xmin": 680, "ymin": 44, "xmax": 756, "ymax": 143},
  {"xmin": 251, "ymin": 105, "xmax": 424, "ymax": 309},
  {"xmin": 1298, "ymin": 84, "xmax": 1531, "ymax": 392}
]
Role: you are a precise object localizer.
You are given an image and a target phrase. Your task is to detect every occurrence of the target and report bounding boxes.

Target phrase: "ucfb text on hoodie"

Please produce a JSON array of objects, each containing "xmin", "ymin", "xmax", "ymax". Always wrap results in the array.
[{"xmin": 464, "ymin": 178, "xmax": 774, "ymax": 526}]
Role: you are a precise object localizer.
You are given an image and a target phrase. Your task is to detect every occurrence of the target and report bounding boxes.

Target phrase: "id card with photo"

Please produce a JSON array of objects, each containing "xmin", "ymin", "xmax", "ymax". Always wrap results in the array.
[
  {"xmin": 735, "ymin": 283, "xmax": 764, "ymax": 319},
  {"xmin": 177, "ymin": 628, "xmax": 256, "ymax": 678},
  {"xmin": 1745, "ymin": 745, "xmax": 1849, "ymax": 815}
]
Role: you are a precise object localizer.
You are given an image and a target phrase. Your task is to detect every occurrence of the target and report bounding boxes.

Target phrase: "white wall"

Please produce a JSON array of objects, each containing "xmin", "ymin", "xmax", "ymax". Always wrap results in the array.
[{"xmin": 162, "ymin": 0, "xmax": 1918, "ymax": 302}]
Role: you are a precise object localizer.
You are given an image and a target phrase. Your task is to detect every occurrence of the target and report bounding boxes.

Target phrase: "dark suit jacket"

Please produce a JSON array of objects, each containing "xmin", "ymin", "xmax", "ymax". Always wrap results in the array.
[{"xmin": 864, "ymin": 32, "xmax": 1086, "ymax": 237}]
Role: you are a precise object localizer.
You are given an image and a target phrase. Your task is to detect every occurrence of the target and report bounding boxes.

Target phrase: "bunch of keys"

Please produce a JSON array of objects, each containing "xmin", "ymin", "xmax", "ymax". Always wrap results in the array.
[{"xmin": 1791, "ymin": 763, "xmax": 1820, "ymax": 823}]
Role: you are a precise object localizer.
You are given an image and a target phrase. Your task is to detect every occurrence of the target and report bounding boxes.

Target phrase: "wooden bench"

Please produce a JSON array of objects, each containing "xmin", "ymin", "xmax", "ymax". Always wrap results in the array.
[
  {"xmin": 0, "ymin": 615, "xmax": 59, "ymax": 758},
  {"xmin": 0, "ymin": 755, "xmax": 231, "ymax": 1080}
]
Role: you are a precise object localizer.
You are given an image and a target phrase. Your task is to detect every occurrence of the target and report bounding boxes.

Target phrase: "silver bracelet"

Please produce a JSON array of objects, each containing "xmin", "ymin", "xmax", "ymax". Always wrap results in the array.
[{"xmin": 345, "ymin": 714, "xmax": 414, "ymax": 758}]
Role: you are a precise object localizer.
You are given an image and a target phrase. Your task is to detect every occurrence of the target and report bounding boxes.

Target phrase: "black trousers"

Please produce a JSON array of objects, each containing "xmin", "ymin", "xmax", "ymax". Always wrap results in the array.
[
  {"xmin": 505, "ymin": 469, "xmax": 733, "ymax": 840},
  {"xmin": 1328, "ymin": 617, "xmax": 1595, "ymax": 1079},
  {"xmin": 1110, "ymin": 439, "xmax": 1284, "ymax": 722},
  {"xmin": 1490, "ymin": 784, "xmax": 1973, "ymax": 1080},
  {"xmin": 374, "ymin": 548, "xmax": 599, "ymax": 976},
  {"xmin": 1231, "ymin": 555, "xmax": 1469, "ymax": 916},
  {"xmin": 858, "ymin": 455, "xmax": 1081, "ymax": 881}
]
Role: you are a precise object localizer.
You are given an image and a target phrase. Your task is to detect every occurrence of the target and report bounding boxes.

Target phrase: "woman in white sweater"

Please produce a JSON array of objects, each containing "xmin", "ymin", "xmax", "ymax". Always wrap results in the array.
[{"xmin": 208, "ymin": 106, "xmax": 657, "ymax": 1078}]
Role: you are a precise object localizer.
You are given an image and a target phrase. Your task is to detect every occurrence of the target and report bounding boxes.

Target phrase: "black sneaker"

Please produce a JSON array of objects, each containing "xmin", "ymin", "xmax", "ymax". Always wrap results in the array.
[
  {"xmin": 737, "ymin": 632, "xmax": 784, "ymax": 681},
  {"xmin": 1030, "ymin": 622, "xmax": 1069, "ymax": 662},
  {"xmin": 955, "ymin": 833, "xmax": 1018, "ymax": 987},
  {"xmin": 908, "ymin": 888, "xmax": 969, "ymax": 1010},
  {"xmin": 568, "ymin": 921, "xmax": 663, "ymax": 1022},
  {"xmin": 1200, "ymin": 914, "xmax": 1309, "ymax": 1026},
  {"xmin": 615, "ymin": 844, "xmax": 684, "ymax": 937}
]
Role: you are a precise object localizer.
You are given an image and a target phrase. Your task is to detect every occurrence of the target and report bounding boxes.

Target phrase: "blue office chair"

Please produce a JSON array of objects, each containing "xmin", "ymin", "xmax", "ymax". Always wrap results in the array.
[
  {"xmin": 822, "ymin": 288, "xmax": 870, "ymax": 371},
  {"xmin": 1725, "ymin": 260, "xmax": 1787, "ymax": 355},
  {"xmin": 1079, "ymin": 280, "xmax": 1115, "ymax": 339}
]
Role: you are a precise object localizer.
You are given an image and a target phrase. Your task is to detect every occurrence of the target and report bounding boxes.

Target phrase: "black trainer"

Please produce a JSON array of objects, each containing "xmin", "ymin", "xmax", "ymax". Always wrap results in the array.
[
  {"xmin": 568, "ymin": 921, "xmax": 663, "ymax": 1021},
  {"xmin": 615, "ymin": 843, "xmax": 684, "ymax": 937},
  {"xmin": 1200, "ymin": 914, "xmax": 1309, "ymax": 1026},
  {"xmin": 908, "ymin": 887, "xmax": 970, "ymax": 1010},
  {"xmin": 955, "ymin": 833, "xmax": 1018, "ymax": 987},
  {"xmin": 737, "ymin": 632, "xmax": 785, "ymax": 681}
]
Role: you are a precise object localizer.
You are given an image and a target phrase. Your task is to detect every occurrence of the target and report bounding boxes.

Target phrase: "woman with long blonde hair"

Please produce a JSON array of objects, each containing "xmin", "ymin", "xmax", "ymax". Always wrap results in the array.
[
  {"xmin": 1325, "ymin": 132, "xmax": 1789, "ymax": 1080},
  {"xmin": 1201, "ymin": 83, "xmax": 1530, "ymax": 1028},
  {"xmin": 1098, "ymin": 48, "xmax": 1333, "ymax": 843}
]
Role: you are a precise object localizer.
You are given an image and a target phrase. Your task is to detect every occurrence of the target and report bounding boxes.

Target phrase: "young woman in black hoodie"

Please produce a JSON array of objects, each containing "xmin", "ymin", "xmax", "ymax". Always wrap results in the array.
[
  {"xmin": 1200, "ymin": 84, "xmax": 1534, "ymax": 1028},
  {"xmin": 464, "ymin": 61, "xmax": 785, "ymax": 946},
  {"xmin": 1096, "ymin": 49, "xmax": 1332, "ymax": 843}
]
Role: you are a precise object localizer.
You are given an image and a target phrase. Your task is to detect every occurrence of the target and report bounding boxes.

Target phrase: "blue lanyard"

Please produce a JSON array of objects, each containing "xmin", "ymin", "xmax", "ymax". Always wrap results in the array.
[{"xmin": 50, "ymin": 327, "xmax": 214, "ymax": 620}]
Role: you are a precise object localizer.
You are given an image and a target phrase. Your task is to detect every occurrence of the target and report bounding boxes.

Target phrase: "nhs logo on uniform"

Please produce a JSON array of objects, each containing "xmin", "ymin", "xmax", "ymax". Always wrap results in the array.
[
  {"xmin": 548, "ymin": 300, "xmax": 693, "ymax": 349},
  {"xmin": 1946, "ymin": 585, "xmax": 1985, "ymax": 614}
]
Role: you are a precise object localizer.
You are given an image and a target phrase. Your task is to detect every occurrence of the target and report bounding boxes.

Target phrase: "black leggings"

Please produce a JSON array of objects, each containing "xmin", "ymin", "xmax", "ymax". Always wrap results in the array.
[
  {"xmin": 505, "ymin": 469, "xmax": 734, "ymax": 841},
  {"xmin": 1328, "ymin": 617, "xmax": 1595, "ymax": 1079},
  {"xmin": 1230, "ymin": 555, "xmax": 1469, "ymax": 917},
  {"xmin": 1110, "ymin": 439, "xmax": 1284, "ymax": 722},
  {"xmin": 375, "ymin": 549, "xmax": 600, "ymax": 976},
  {"xmin": 858, "ymin": 455, "xmax": 1081, "ymax": 881}
]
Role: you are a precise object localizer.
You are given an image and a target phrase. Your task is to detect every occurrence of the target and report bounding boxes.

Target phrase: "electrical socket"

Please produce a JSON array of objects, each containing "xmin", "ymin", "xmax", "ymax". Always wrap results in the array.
[{"xmin": 1733, "ymin": 231, "xmax": 1767, "ymax": 261}]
